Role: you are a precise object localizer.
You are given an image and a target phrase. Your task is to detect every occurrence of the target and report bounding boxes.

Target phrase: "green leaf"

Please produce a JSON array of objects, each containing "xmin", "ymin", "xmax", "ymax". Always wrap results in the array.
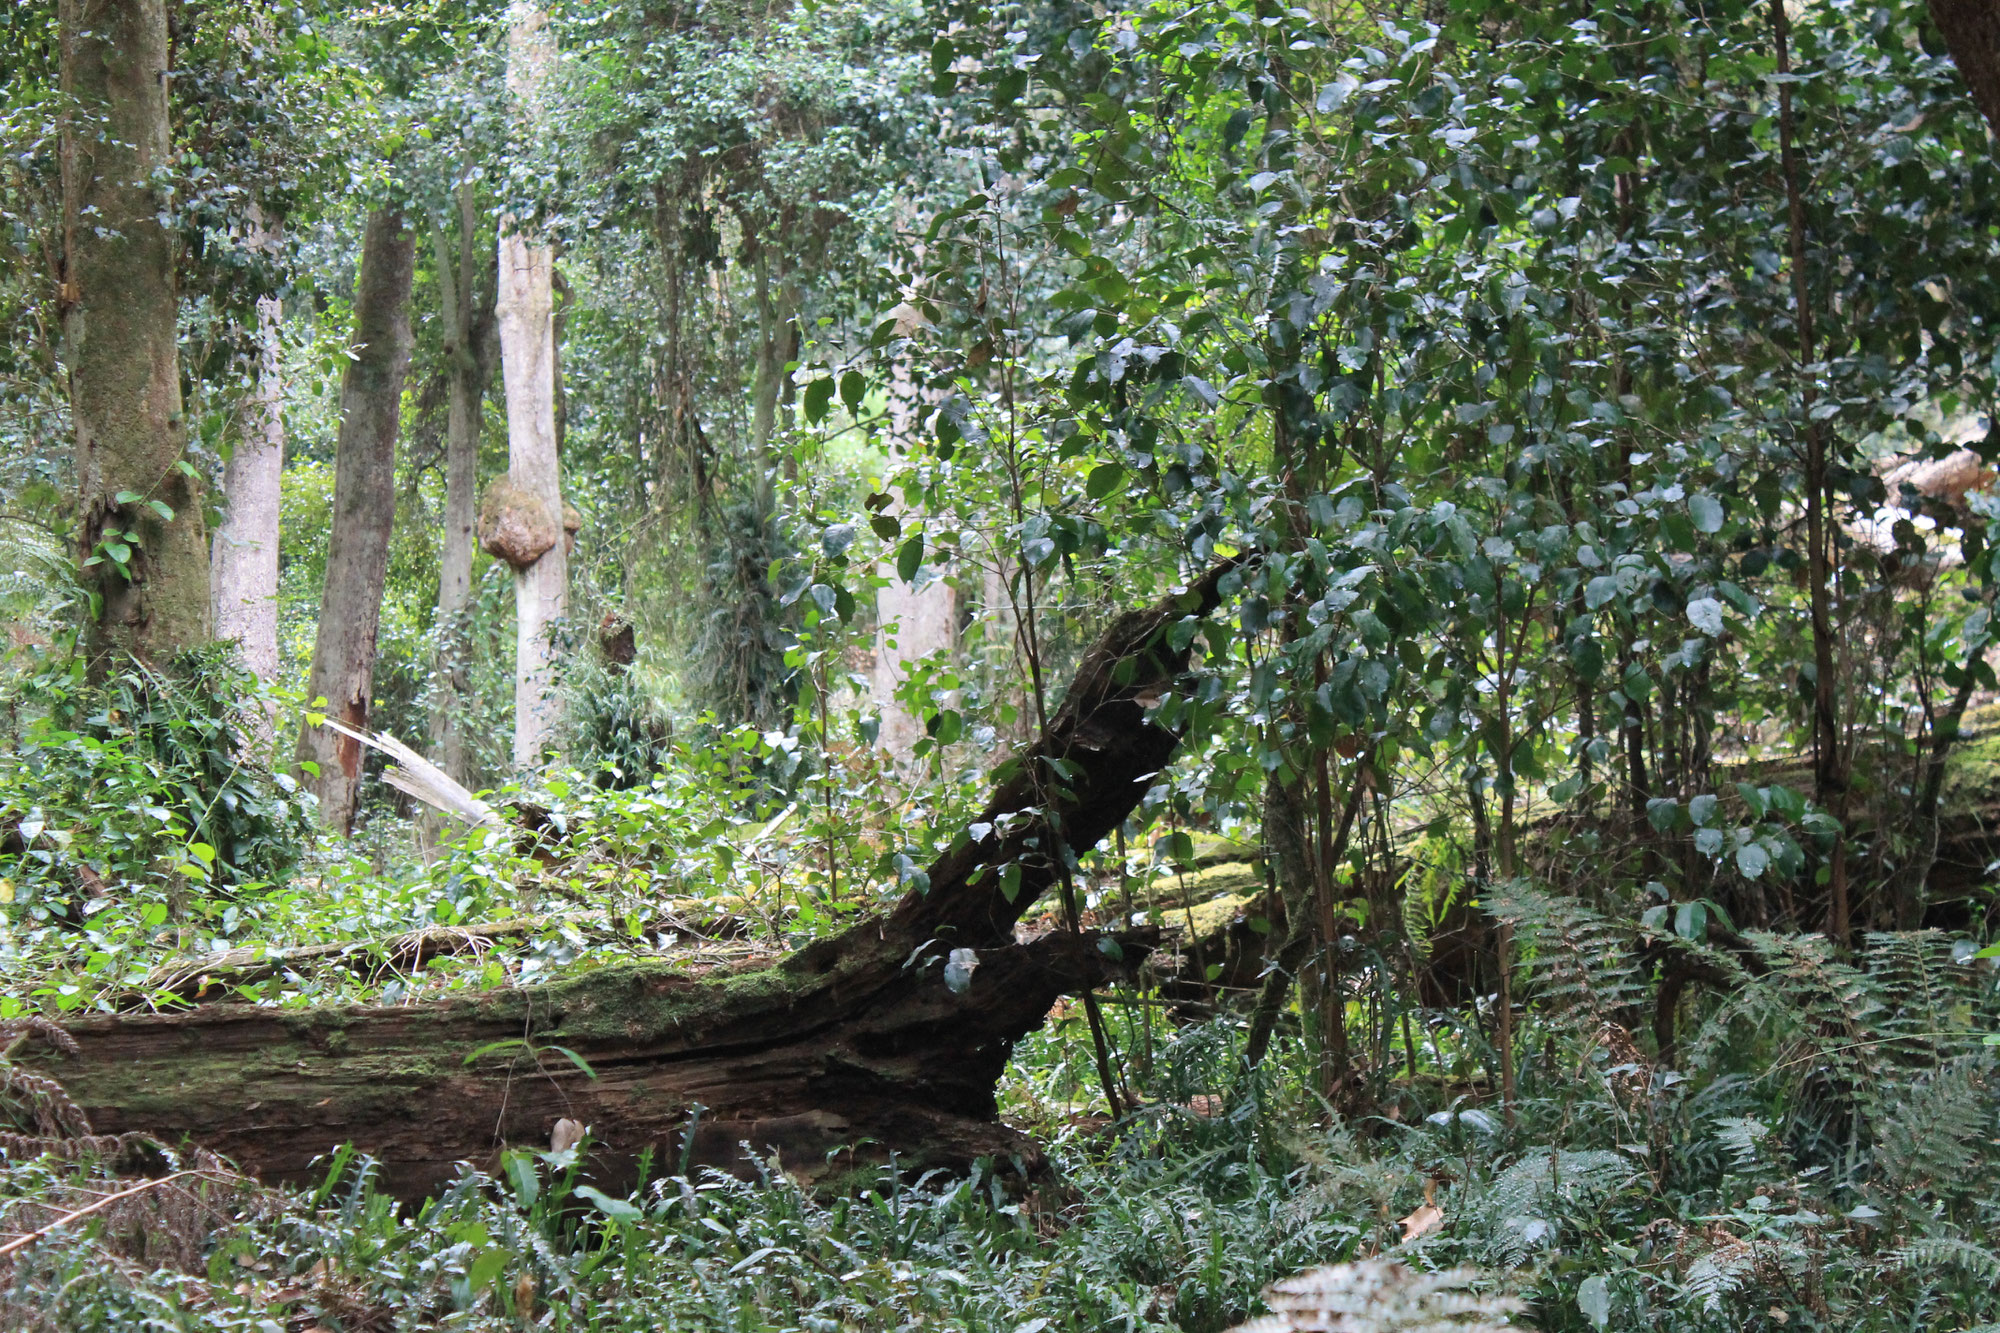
[
  {"xmin": 467, "ymin": 1247, "xmax": 511, "ymax": 1293},
  {"xmin": 547, "ymin": 1045, "xmax": 597, "ymax": 1079},
  {"xmin": 1578, "ymin": 1274, "xmax": 1612, "ymax": 1330},
  {"xmin": 575, "ymin": 1185, "xmax": 643, "ymax": 1222},
  {"xmin": 896, "ymin": 535, "xmax": 924, "ymax": 583},
  {"xmin": 501, "ymin": 1150, "xmax": 540, "ymax": 1207},
  {"xmin": 114, "ymin": 490, "xmax": 142, "ymax": 505},
  {"xmin": 838, "ymin": 369, "xmax": 866, "ymax": 412},
  {"xmin": 1086, "ymin": 462, "xmax": 1125, "ymax": 501},
  {"xmin": 869, "ymin": 513, "xmax": 901, "ymax": 541},
  {"xmin": 803, "ymin": 377, "xmax": 834, "ymax": 424},
  {"xmin": 146, "ymin": 499, "xmax": 175, "ymax": 523},
  {"xmin": 1689, "ymin": 493, "xmax": 1725, "ymax": 533},
  {"xmin": 1736, "ymin": 842, "xmax": 1770, "ymax": 879}
]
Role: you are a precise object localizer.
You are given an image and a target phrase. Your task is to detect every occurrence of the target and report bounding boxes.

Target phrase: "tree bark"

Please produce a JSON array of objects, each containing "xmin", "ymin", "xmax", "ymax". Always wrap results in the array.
[
  {"xmin": 500, "ymin": 1, "xmax": 568, "ymax": 769},
  {"xmin": 296, "ymin": 209, "xmax": 416, "ymax": 834},
  {"xmin": 431, "ymin": 180, "xmax": 487, "ymax": 785},
  {"xmin": 27, "ymin": 567, "xmax": 1238, "ymax": 1202},
  {"xmin": 60, "ymin": 0, "xmax": 210, "ymax": 673},
  {"xmin": 212, "ymin": 212, "xmax": 285, "ymax": 702},
  {"xmin": 1932, "ymin": 0, "xmax": 2000, "ymax": 142},
  {"xmin": 871, "ymin": 362, "xmax": 954, "ymax": 760}
]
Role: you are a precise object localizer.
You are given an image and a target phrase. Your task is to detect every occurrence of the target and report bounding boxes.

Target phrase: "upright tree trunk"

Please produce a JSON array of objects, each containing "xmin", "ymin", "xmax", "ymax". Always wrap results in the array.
[
  {"xmin": 872, "ymin": 364, "xmax": 954, "ymax": 760},
  {"xmin": 431, "ymin": 180, "xmax": 485, "ymax": 784},
  {"xmin": 1769, "ymin": 0, "xmax": 1850, "ymax": 942},
  {"xmin": 60, "ymin": 0, "xmax": 210, "ymax": 672},
  {"xmin": 499, "ymin": 0, "xmax": 567, "ymax": 769},
  {"xmin": 296, "ymin": 209, "xmax": 416, "ymax": 834},
  {"xmin": 1931, "ymin": 0, "xmax": 2000, "ymax": 141},
  {"xmin": 212, "ymin": 213, "xmax": 286, "ymax": 705}
]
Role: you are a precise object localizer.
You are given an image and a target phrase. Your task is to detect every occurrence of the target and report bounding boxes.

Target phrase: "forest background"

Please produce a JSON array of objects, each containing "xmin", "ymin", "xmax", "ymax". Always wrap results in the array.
[{"xmin": 4, "ymin": 0, "xmax": 2000, "ymax": 1330}]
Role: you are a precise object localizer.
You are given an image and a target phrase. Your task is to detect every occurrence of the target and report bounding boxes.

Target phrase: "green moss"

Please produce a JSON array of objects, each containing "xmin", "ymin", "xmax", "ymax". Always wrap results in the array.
[{"xmin": 530, "ymin": 959, "xmax": 804, "ymax": 1046}]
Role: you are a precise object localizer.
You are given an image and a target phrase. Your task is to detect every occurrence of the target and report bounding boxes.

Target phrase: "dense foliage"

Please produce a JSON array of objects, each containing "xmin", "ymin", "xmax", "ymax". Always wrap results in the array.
[{"xmin": 3, "ymin": 0, "xmax": 2000, "ymax": 1328}]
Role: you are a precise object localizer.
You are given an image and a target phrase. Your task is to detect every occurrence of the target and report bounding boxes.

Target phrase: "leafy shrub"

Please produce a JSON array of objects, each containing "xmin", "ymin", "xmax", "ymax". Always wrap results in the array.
[{"xmin": 0, "ymin": 646, "xmax": 315, "ymax": 917}]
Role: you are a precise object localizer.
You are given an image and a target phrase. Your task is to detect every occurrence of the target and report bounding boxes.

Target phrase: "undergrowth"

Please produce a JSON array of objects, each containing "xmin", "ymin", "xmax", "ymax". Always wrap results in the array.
[{"xmin": 5, "ymin": 959, "xmax": 1999, "ymax": 1333}]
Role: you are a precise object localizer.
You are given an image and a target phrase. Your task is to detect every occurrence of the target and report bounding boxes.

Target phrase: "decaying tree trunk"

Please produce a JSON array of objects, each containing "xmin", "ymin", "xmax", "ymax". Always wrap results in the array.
[
  {"xmin": 24, "ymin": 567, "xmax": 1239, "ymax": 1202},
  {"xmin": 296, "ymin": 209, "xmax": 417, "ymax": 834}
]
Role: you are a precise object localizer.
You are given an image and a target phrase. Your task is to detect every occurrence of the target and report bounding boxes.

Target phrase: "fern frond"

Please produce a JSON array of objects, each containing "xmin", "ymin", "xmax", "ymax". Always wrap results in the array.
[
  {"xmin": 1874, "ymin": 1054, "xmax": 1996, "ymax": 1197},
  {"xmin": 1484, "ymin": 881, "xmax": 1646, "ymax": 1026},
  {"xmin": 1887, "ymin": 1237, "xmax": 2000, "ymax": 1282},
  {"xmin": 1679, "ymin": 1236, "xmax": 1809, "ymax": 1315},
  {"xmin": 1465, "ymin": 1149, "xmax": 1636, "ymax": 1268},
  {"xmin": 1861, "ymin": 931, "xmax": 1979, "ymax": 1071}
]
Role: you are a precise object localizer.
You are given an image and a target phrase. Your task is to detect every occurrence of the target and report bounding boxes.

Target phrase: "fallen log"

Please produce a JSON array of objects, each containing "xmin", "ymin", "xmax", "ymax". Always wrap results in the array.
[{"xmin": 18, "ymin": 564, "xmax": 1240, "ymax": 1201}]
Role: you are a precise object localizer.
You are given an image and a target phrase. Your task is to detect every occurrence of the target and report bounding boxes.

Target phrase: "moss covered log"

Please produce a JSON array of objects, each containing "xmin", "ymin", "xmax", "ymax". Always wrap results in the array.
[{"xmin": 22, "ymin": 568, "xmax": 1237, "ymax": 1199}]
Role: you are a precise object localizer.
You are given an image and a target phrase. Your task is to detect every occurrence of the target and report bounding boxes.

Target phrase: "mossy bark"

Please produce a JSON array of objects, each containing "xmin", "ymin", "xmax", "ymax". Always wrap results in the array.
[
  {"xmin": 60, "ymin": 0, "xmax": 210, "ymax": 671},
  {"xmin": 29, "ymin": 567, "xmax": 1236, "ymax": 1200}
]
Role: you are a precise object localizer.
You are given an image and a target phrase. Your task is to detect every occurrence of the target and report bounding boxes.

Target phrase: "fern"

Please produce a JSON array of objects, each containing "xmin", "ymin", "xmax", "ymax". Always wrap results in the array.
[
  {"xmin": 1861, "ymin": 931, "xmax": 1979, "ymax": 1071},
  {"xmin": 1887, "ymin": 1236, "xmax": 2000, "ymax": 1283},
  {"xmin": 1462, "ymin": 1149, "xmax": 1636, "ymax": 1268},
  {"xmin": 1227, "ymin": 1260, "xmax": 1524, "ymax": 1333},
  {"xmin": 1874, "ymin": 1054, "xmax": 1996, "ymax": 1198},
  {"xmin": 1685, "ymin": 932, "xmax": 1885, "ymax": 1101},
  {"xmin": 1484, "ymin": 881, "xmax": 1646, "ymax": 1026}
]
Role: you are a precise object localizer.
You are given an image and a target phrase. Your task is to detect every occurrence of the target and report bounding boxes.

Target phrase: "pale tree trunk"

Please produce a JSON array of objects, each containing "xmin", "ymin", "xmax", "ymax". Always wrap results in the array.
[
  {"xmin": 872, "ymin": 362, "xmax": 955, "ymax": 760},
  {"xmin": 60, "ymin": 0, "xmax": 210, "ymax": 673},
  {"xmin": 296, "ymin": 209, "xmax": 416, "ymax": 834},
  {"xmin": 873, "ymin": 567, "xmax": 957, "ymax": 759},
  {"xmin": 211, "ymin": 212, "xmax": 285, "ymax": 710},
  {"xmin": 430, "ymin": 179, "xmax": 484, "ymax": 784},
  {"xmin": 1932, "ymin": 0, "xmax": 2000, "ymax": 142},
  {"xmin": 499, "ymin": 0, "xmax": 567, "ymax": 770}
]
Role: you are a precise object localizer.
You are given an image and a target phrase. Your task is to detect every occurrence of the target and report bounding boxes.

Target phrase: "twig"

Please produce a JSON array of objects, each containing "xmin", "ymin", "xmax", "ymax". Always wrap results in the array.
[{"xmin": 0, "ymin": 1169, "xmax": 227, "ymax": 1259}]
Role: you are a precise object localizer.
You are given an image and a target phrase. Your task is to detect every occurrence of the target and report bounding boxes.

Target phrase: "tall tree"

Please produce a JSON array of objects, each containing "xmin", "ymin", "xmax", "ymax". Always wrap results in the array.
[
  {"xmin": 498, "ymin": 0, "xmax": 567, "ymax": 768},
  {"xmin": 296, "ymin": 208, "xmax": 416, "ymax": 833},
  {"xmin": 210, "ymin": 211, "xmax": 285, "ymax": 695},
  {"xmin": 430, "ymin": 178, "xmax": 491, "ymax": 783},
  {"xmin": 59, "ymin": 0, "xmax": 209, "ymax": 670},
  {"xmin": 1931, "ymin": 0, "xmax": 2000, "ymax": 139}
]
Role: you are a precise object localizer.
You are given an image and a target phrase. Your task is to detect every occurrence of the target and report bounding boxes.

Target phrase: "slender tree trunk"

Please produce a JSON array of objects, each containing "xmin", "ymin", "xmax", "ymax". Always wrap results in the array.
[
  {"xmin": 212, "ymin": 212, "xmax": 285, "ymax": 709},
  {"xmin": 1931, "ymin": 0, "xmax": 2000, "ymax": 142},
  {"xmin": 296, "ymin": 209, "xmax": 416, "ymax": 834},
  {"xmin": 431, "ymin": 180, "xmax": 484, "ymax": 783},
  {"xmin": 60, "ymin": 0, "xmax": 209, "ymax": 673},
  {"xmin": 872, "ymin": 361, "xmax": 954, "ymax": 760},
  {"xmin": 500, "ymin": 0, "xmax": 567, "ymax": 769},
  {"xmin": 1769, "ymin": 0, "xmax": 1850, "ymax": 943}
]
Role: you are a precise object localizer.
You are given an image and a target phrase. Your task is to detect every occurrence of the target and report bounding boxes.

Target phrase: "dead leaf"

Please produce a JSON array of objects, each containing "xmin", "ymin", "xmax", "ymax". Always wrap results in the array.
[
  {"xmin": 550, "ymin": 1118, "xmax": 585, "ymax": 1153},
  {"xmin": 1397, "ymin": 1203, "xmax": 1445, "ymax": 1243}
]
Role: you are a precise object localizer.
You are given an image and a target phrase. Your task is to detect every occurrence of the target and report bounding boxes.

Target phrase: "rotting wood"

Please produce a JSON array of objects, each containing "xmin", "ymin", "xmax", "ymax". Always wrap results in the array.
[{"xmin": 23, "ymin": 564, "xmax": 1241, "ymax": 1201}]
